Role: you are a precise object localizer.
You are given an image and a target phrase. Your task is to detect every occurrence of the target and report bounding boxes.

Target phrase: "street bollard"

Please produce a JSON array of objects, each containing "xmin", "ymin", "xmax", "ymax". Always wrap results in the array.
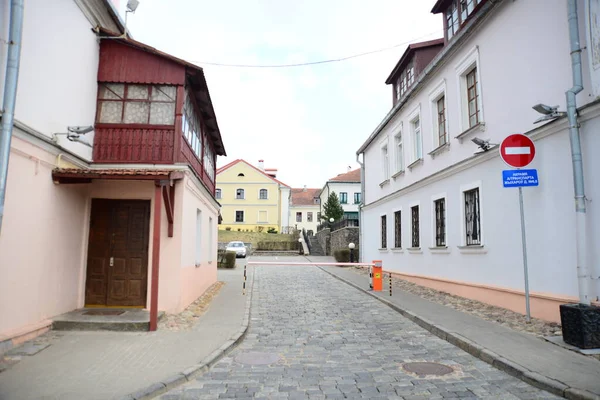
[
  {"xmin": 243, "ymin": 263, "xmax": 247, "ymax": 295},
  {"xmin": 389, "ymin": 272, "xmax": 393, "ymax": 296},
  {"xmin": 372, "ymin": 260, "xmax": 382, "ymax": 291},
  {"xmin": 369, "ymin": 266, "xmax": 373, "ymax": 290}
]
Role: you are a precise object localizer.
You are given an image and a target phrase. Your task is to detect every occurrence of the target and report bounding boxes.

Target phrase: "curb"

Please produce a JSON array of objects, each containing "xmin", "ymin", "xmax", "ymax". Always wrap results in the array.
[
  {"xmin": 318, "ymin": 266, "xmax": 600, "ymax": 400},
  {"xmin": 117, "ymin": 269, "xmax": 255, "ymax": 400}
]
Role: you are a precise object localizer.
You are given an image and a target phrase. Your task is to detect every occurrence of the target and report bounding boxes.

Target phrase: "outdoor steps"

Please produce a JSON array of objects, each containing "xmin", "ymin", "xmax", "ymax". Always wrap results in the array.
[
  {"xmin": 52, "ymin": 309, "xmax": 165, "ymax": 332},
  {"xmin": 308, "ymin": 236, "xmax": 325, "ymax": 256}
]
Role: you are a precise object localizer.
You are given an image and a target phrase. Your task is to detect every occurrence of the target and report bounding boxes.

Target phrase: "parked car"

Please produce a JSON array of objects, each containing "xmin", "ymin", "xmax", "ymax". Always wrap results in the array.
[{"xmin": 226, "ymin": 241, "xmax": 247, "ymax": 258}]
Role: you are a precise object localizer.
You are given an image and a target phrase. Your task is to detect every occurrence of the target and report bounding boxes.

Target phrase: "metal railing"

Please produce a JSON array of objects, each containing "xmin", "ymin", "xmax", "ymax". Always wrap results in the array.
[{"xmin": 317, "ymin": 217, "xmax": 360, "ymax": 232}]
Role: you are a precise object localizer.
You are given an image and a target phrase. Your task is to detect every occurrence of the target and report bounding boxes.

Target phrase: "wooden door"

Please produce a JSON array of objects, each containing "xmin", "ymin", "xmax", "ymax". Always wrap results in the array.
[{"xmin": 85, "ymin": 199, "xmax": 150, "ymax": 307}]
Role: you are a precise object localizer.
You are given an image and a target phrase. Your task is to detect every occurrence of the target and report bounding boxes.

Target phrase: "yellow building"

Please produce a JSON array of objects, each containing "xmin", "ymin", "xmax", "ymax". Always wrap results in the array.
[{"xmin": 216, "ymin": 159, "xmax": 291, "ymax": 232}]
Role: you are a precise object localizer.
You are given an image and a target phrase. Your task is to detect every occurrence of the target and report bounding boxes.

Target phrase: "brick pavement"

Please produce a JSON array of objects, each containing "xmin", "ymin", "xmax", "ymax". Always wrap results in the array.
[{"xmin": 158, "ymin": 265, "xmax": 559, "ymax": 400}]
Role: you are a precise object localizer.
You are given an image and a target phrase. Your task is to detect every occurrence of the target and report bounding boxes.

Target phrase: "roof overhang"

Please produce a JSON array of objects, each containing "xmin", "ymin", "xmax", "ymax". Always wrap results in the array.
[
  {"xmin": 431, "ymin": 0, "xmax": 453, "ymax": 14},
  {"xmin": 385, "ymin": 39, "xmax": 445, "ymax": 84},
  {"xmin": 52, "ymin": 168, "xmax": 185, "ymax": 184}
]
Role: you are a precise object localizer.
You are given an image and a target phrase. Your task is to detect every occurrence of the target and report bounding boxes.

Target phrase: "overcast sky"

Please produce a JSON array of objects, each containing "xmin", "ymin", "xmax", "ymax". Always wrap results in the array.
[{"xmin": 126, "ymin": 1, "xmax": 442, "ymax": 188}]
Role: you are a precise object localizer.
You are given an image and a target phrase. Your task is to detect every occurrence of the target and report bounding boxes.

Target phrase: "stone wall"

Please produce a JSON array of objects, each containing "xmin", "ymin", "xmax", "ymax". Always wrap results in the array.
[
  {"xmin": 331, "ymin": 227, "xmax": 359, "ymax": 258},
  {"xmin": 315, "ymin": 228, "xmax": 331, "ymax": 256}
]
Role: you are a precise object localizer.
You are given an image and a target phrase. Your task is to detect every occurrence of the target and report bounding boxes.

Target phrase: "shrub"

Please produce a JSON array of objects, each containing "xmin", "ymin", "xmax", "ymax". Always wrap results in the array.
[
  {"xmin": 217, "ymin": 250, "xmax": 236, "ymax": 268},
  {"xmin": 256, "ymin": 226, "xmax": 265, "ymax": 233},
  {"xmin": 225, "ymin": 227, "xmax": 231, "ymax": 231},
  {"xmin": 256, "ymin": 241, "xmax": 299, "ymax": 251},
  {"xmin": 267, "ymin": 227, "xmax": 277, "ymax": 234},
  {"xmin": 334, "ymin": 248, "xmax": 360, "ymax": 263}
]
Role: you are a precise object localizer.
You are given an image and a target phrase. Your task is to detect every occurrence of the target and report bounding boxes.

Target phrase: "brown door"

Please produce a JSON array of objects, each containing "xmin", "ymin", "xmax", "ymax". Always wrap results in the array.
[{"xmin": 85, "ymin": 199, "xmax": 150, "ymax": 307}]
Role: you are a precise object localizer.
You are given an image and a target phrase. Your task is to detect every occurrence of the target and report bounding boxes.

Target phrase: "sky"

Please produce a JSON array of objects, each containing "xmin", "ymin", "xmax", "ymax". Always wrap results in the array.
[{"xmin": 125, "ymin": 1, "xmax": 442, "ymax": 189}]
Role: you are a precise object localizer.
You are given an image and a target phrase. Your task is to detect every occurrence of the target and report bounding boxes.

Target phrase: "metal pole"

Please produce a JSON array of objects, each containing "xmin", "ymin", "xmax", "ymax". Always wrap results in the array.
[
  {"xmin": 389, "ymin": 273, "xmax": 392, "ymax": 297},
  {"xmin": 243, "ymin": 263, "xmax": 247, "ymax": 295},
  {"xmin": 519, "ymin": 187, "xmax": 531, "ymax": 322},
  {"xmin": 0, "ymin": 0, "xmax": 24, "ymax": 234}
]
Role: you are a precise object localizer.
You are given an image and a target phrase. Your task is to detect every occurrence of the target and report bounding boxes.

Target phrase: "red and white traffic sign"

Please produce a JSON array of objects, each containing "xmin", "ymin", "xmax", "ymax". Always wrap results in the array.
[{"xmin": 500, "ymin": 134, "xmax": 536, "ymax": 168}]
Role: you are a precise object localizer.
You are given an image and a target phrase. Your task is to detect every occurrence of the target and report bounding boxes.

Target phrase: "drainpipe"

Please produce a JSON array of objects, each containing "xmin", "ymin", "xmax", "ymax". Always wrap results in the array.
[
  {"xmin": 0, "ymin": 0, "xmax": 24, "ymax": 234},
  {"xmin": 566, "ymin": 0, "xmax": 590, "ymax": 305},
  {"xmin": 356, "ymin": 153, "xmax": 364, "ymax": 263}
]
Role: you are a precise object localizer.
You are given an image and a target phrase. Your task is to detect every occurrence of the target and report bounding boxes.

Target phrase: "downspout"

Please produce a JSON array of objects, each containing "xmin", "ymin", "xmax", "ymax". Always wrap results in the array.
[
  {"xmin": 566, "ymin": 0, "xmax": 590, "ymax": 305},
  {"xmin": 356, "ymin": 153, "xmax": 365, "ymax": 263},
  {"xmin": 0, "ymin": 0, "xmax": 24, "ymax": 234}
]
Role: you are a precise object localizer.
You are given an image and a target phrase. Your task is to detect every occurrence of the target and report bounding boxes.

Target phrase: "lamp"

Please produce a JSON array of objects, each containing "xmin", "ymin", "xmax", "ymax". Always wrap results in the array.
[
  {"xmin": 532, "ymin": 103, "xmax": 567, "ymax": 124},
  {"xmin": 349, "ymin": 242, "xmax": 355, "ymax": 263}
]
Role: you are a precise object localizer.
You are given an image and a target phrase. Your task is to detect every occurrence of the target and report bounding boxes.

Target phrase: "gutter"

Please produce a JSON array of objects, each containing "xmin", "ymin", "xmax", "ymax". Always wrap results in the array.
[{"xmin": 0, "ymin": 0, "xmax": 24, "ymax": 234}]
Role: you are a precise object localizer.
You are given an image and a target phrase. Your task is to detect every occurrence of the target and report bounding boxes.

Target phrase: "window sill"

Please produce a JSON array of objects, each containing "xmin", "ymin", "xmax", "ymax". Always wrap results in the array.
[
  {"xmin": 428, "ymin": 142, "xmax": 450, "ymax": 158},
  {"xmin": 407, "ymin": 158, "xmax": 423, "ymax": 170},
  {"xmin": 457, "ymin": 245, "xmax": 487, "ymax": 254},
  {"xmin": 379, "ymin": 179, "xmax": 390, "ymax": 188},
  {"xmin": 455, "ymin": 122, "xmax": 486, "ymax": 143},
  {"xmin": 391, "ymin": 247, "xmax": 404, "ymax": 253},
  {"xmin": 378, "ymin": 248, "xmax": 389, "ymax": 252},
  {"xmin": 407, "ymin": 247, "xmax": 423, "ymax": 254},
  {"xmin": 391, "ymin": 170, "xmax": 405, "ymax": 180},
  {"xmin": 429, "ymin": 246, "xmax": 451, "ymax": 254}
]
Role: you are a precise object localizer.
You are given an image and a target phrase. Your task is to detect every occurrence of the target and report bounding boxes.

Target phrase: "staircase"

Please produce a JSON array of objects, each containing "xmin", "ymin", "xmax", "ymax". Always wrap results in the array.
[{"xmin": 308, "ymin": 235, "xmax": 325, "ymax": 256}]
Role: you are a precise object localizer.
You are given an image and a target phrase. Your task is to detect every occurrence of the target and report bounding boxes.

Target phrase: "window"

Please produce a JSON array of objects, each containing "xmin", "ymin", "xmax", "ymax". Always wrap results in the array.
[
  {"xmin": 317, "ymin": 212, "xmax": 321, "ymax": 221},
  {"xmin": 314, "ymin": 198, "xmax": 320, "ymax": 204},
  {"xmin": 259, "ymin": 189, "xmax": 268, "ymax": 199},
  {"xmin": 181, "ymin": 89, "xmax": 212, "ymax": 174},
  {"xmin": 381, "ymin": 215, "xmax": 387, "ymax": 249},
  {"xmin": 208, "ymin": 217, "xmax": 214, "ymax": 262},
  {"xmin": 434, "ymin": 199, "xmax": 446, "ymax": 247},
  {"xmin": 446, "ymin": 1, "xmax": 459, "ymax": 40},
  {"xmin": 237, "ymin": 173, "xmax": 245, "ymax": 177},
  {"xmin": 394, "ymin": 210, "xmax": 401, "ymax": 248},
  {"xmin": 382, "ymin": 144, "xmax": 390, "ymax": 180},
  {"xmin": 437, "ymin": 96, "xmax": 447, "ymax": 146},
  {"xmin": 412, "ymin": 117, "xmax": 422, "ymax": 160},
  {"xmin": 307, "ymin": 212, "xmax": 313, "ymax": 222},
  {"xmin": 464, "ymin": 188, "xmax": 481, "ymax": 245},
  {"xmin": 98, "ymin": 83, "xmax": 176, "ymax": 125},
  {"xmin": 258, "ymin": 210, "xmax": 267, "ymax": 222},
  {"xmin": 460, "ymin": 0, "xmax": 478, "ymax": 23},
  {"xmin": 215, "ymin": 189, "xmax": 222, "ymax": 199},
  {"xmin": 394, "ymin": 132, "xmax": 404, "ymax": 172},
  {"xmin": 340, "ymin": 192, "xmax": 348, "ymax": 204},
  {"xmin": 195, "ymin": 210, "xmax": 202, "ymax": 265},
  {"xmin": 466, "ymin": 68, "xmax": 479, "ymax": 128},
  {"xmin": 235, "ymin": 210, "xmax": 244, "ymax": 222},
  {"xmin": 296, "ymin": 212, "xmax": 302, "ymax": 222},
  {"xmin": 396, "ymin": 62, "xmax": 415, "ymax": 100},
  {"xmin": 354, "ymin": 192, "xmax": 361, "ymax": 204},
  {"xmin": 411, "ymin": 206, "xmax": 420, "ymax": 248},
  {"xmin": 236, "ymin": 189, "xmax": 245, "ymax": 199}
]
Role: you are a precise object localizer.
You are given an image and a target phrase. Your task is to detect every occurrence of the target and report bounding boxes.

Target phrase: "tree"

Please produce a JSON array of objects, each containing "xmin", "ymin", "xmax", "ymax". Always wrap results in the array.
[{"xmin": 321, "ymin": 192, "xmax": 345, "ymax": 222}]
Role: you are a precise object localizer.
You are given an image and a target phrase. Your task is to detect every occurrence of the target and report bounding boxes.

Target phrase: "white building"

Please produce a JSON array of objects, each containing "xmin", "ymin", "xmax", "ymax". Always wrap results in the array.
[
  {"xmin": 357, "ymin": 0, "xmax": 600, "ymax": 323},
  {"xmin": 290, "ymin": 187, "xmax": 321, "ymax": 235},
  {"xmin": 319, "ymin": 168, "xmax": 361, "ymax": 221}
]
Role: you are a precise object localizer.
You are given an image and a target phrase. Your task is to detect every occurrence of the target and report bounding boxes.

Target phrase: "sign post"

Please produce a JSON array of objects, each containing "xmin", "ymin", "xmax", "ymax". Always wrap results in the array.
[{"xmin": 500, "ymin": 134, "xmax": 538, "ymax": 323}]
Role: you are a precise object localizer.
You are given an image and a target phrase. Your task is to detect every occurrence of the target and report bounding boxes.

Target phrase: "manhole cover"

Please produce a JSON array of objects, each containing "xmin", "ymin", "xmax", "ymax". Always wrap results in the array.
[
  {"xmin": 234, "ymin": 352, "xmax": 280, "ymax": 365},
  {"xmin": 82, "ymin": 310, "xmax": 125, "ymax": 316},
  {"xmin": 402, "ymin": 362, "xmax": 454, "ymax": 376}
]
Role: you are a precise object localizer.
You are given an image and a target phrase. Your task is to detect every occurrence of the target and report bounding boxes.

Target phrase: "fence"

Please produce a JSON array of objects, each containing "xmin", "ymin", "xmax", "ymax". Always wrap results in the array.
[{"xmin": 317, "ymin": 216, "xmax": 360, "ymax": 233}]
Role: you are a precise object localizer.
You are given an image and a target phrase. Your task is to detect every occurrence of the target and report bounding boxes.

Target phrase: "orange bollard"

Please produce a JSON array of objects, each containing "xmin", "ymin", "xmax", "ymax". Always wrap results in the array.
[{"xmin": 372, "ymin": 260, "xmax": 383, "ymax": 291}]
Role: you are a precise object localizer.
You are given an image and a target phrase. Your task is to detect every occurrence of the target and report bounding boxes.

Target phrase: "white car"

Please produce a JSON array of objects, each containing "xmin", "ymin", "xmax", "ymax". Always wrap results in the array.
[{"xmin": 226, "ymin": 241, "xmax": 247, "ymax": 258}]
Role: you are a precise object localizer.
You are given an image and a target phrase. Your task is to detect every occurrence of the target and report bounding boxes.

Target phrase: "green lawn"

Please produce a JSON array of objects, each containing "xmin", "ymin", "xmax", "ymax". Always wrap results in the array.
[{"xmin": 218, "ymin": 230, "xmax": 297, "ymax": 246}]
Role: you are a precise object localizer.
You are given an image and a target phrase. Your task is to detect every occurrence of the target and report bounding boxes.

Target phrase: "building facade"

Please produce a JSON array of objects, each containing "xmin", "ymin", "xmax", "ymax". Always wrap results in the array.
[
  {"xmin": 290, "ymin": 187, "xmax": 321, "ymax": 235},
  {"xmin": 0, "ymin": 0, "xmax": 225, "ymax": 349},
  {"xmin": 357, "ymin": 0, "xmax": 600, "ymax": 322},
  {"xmin": 319, "ymin": 168, "xmax": 362, "ymax": 221},
  {"xmin": 216, "ymin": 159, "xmax": 291, "ymax": 233}
]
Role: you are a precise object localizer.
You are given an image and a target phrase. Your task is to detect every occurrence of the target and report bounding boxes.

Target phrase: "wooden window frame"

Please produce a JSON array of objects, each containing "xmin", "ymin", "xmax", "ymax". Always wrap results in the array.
[
  {"xmin": 467, "ymin": 68, "xmax": 480, "ymax": 128},
  {"xmin": 381, "ymin": 215, "xmax": 387, "ymax": 249},
  {"xmin": 437, "ymin": 96, "xmax": 447, "ymax": 146},
  {"xmin": 394, "ymin": 210, "xmax": 402, "ymax": 248},
  {"xmin": 411, "ymin": 205, "xmax": 420, "ymax": 248}
]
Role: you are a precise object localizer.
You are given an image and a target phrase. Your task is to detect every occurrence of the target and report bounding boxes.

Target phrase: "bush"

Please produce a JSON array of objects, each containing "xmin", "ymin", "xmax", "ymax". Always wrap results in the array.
[
  {"xmin": 267, "ymin": 227, "xmax": 277, "ymax": 234},
  {"xmin": 334, "ymin": 248, "xmax": 360, "ymax": 263},
  {"xmin": 217, "ymin": 250, "xmax": 236, "ymax": 268},
  {"xmin": 256, "ymin": 241, "xmax": 299, "ymax": 251},
  {"xmin": 256, "ymin": 226, "xmax": 265, "ymax": 233},
  {"xmin": 225, "ymin": 227, "xmax": 231, "ymax": 231}
]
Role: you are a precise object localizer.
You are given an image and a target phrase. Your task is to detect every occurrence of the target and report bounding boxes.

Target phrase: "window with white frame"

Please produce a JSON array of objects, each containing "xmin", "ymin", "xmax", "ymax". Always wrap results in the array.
[
  {"xmin": 353, "ymin": 193, "xmax": 361, "ymax": 204},
  {"xmin": 215, "ymin": 188, "xmax": 222, "ymax": 199},
  {"xmin": 434, "ymin": 198, "xmax": 446, "ymax": 247},
  {"xmin": 195, "ymin": 209, "xmax": 202, "ymax": 265},
  {"xmin": 456, "ymin": 47, "xmax": 483, "ymax": 132},
  {"xmin": 296, "ymin": 212, "xmax": 302, "ymax": 222},
  {"xmin": 436, "ymin": 96, "xmax": 447, "ymax": 146},
  {"xmin": 394, "ymin": 210, "xmax": 401, "ymax": 248},
  {"xmin": 411, "ymin": 116, "xmax": 422, "ymax": 161},
  {"xmin": 394, "ymin": 131, "xmax": 404, "ymax": 172},
  {"xmin": 339, "ymin": 192, "xmax": 348, "ymax": 204},
  {"xmin": 236, "ymin": 188, "xmax": 245, "ymax": 199},
  {"xmin": 411, "ymin": 205, "xmax": 420, "ymax": 248},
  {"xmin": 307, "ymin": 212, "xmax": 313, "ymax": 222},
  {"xmin": 464, "ymin": 188, "xmax": 481, "ymax": 245},
  {"xmin": 235, "ymin": 210, "xmax": 244, "ymax": 222},
  {"xmin": 381, "ymin": 144, "xmax": 390, "ymax": 180},
  {"xmin": 381, "ymin": 215, "xmax": 387, "ymax": 249},
  {"xmin": 208, "ymin": 216, "xmax": 214, "ymax": 262},
  {"xmin": 259, "ymin": 189, "xmax": 268, "ymax": 199}
]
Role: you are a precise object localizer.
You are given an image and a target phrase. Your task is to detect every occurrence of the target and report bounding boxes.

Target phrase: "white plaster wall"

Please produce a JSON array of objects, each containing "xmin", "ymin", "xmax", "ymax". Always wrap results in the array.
[
  {"xmin": 289, "ymin": 205, "xmax": 320, "ymax": 233},
  {"xmin": 364, "ymin": 0, "xmax": 593, "ymax": 199},
  {"xmin": 280, "ymin": 187, "xmax": 291, "ymax": 230},
  {"xmin": 320, "ymin": 182, "xmax": 361, "ymax": 214},
  {"xmin": 8, "ymin": 0, "xmax": 99, "ymax": 160}
]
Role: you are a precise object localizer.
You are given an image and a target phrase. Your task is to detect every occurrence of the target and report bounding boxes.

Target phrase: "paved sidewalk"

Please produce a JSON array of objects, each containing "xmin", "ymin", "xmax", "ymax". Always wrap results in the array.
[
  {"xmin": 0, "ymin": 266, "xmax": 250, "ymax": 400},
  {"xmin": 307, "ymin": 257, "xmax": 600, "ymax": 400}
]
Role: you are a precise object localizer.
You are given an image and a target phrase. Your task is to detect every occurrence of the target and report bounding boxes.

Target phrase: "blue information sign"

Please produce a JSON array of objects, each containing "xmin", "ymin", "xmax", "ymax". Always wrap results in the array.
[{"xmin": 502, "ymin": 169, "xmax": 539, "ymax": 188}]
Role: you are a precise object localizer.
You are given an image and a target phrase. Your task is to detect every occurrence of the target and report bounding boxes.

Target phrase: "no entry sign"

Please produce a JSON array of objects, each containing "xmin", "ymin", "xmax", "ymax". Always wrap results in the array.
[{"xmin": 500, "ymin": 134, "xmax": 536, "ymax": 168}]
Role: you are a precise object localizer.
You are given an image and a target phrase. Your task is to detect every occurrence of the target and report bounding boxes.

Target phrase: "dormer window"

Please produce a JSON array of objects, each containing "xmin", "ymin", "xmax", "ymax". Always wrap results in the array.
[
  {"xmin": 444, "ymin": 0, "xmax": 480, "ymax": 41},
  {"xmin": 396, "ymin": 62, "xmax": 415, "ymax": 101}
]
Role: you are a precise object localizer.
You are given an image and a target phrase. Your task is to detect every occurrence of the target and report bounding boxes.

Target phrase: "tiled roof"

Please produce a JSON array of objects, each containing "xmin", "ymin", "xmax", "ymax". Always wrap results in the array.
[
  {"xmin": 216, "ymin": 159, "xmax": 290, "ymax": 188},
  {"xmin": 53, "ymin": 168, "xmax": 182, "ymax": 176},
  {"xmin": 328, "ymin": 168, "xmax": 361, "ymax": 183},
  {"xmin": 290, "ymin": 188, "xmax": 321, "ymax": 206}
]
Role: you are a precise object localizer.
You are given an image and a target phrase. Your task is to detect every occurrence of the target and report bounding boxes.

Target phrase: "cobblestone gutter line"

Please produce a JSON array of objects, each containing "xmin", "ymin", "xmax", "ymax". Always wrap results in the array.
[
  {"xmin": 319, "ymin": 267, "xmax": 600, "ymax": 400},
  {"xmin": 117, "ymin": 270, "xmax": 255, "ymax": 400}
]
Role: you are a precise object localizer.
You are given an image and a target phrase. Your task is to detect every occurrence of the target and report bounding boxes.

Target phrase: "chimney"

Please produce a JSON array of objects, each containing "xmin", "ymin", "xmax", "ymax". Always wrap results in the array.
[
  {"xmin": 347, "ymin": 165, "xmax": 352, "ymax": 172},
  {"xmin": 303, "ymin": 185, "xmax": 307, "ymax": 192},
  {"xmin": 258, "ymin": 159, "xmax": 264, "ymax": 170}
]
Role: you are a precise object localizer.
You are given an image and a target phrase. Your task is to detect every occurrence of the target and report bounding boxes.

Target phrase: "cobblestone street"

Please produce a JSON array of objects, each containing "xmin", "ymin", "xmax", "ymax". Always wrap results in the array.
[{"xmin": 159, "ymin": 266, "xmax": 560, "ymax": 400}]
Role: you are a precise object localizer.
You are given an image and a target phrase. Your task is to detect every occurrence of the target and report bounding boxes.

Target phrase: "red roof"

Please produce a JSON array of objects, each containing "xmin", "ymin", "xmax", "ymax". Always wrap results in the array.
[
  {"xmin": 328, "ymin": 168, "xmax": 361, "ymax": 183},
  {"xmin": 216, "ymin": 159, "xmax": 290, "ymax": 188},
  {"xmin": 290, "ymin": 188, "xmax": 321, "ymax": 206}
]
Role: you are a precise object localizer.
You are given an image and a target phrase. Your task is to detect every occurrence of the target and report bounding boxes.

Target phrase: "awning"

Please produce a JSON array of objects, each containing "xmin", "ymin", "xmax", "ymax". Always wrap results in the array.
[{"xmin": 51, "ymin": 168, "xmax": 185, "ymax": 184}]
